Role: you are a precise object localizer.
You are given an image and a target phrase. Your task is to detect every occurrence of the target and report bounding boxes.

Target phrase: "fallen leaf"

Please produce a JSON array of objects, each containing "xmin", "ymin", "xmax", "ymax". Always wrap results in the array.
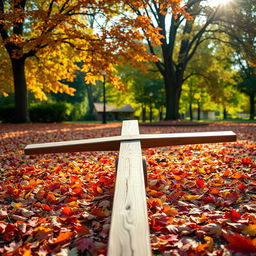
[
  {"xmin": 243, "ymin": 224, "xmax": 256, "ymax": 236},
  {"xmin": 50, "ymin": 231, "xmax": 73, "ymax": 245},
  {"xmin": 224, "ymin": 232, "xmax": 256, "ymax": 253}
]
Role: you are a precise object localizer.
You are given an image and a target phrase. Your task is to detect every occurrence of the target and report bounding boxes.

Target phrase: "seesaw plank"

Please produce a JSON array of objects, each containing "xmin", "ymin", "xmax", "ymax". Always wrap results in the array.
[
  {"xmin": 24, "ymin": 131, "xmax": 236, "ymax": 154},
  {"xmin": 108, "ymin": 120, "xmax": 151, "ymax": 255}
]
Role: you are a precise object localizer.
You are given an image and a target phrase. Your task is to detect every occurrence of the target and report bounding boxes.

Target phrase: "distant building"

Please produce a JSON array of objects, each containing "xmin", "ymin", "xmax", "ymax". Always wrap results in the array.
[
  {"xmin": 185, "ymin": 109, "xmax": 216, "ymax": 120},
  {"xmin": 93, "ymin": 103, "xmax": 135, "ymax": 121},
  {"xmin": 201, "ymin": 110, "xmax": 216, "ymax": 120}
]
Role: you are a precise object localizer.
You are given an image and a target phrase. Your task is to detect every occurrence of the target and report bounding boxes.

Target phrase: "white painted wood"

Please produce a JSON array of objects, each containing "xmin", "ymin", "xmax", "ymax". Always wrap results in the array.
[
  {"xmin": 107, "ymin": 120, "xmax": 151, "ymax": 256},
  {"xmin": 24, "ymin": 131, "xmax": 236, "ymax": 154}
]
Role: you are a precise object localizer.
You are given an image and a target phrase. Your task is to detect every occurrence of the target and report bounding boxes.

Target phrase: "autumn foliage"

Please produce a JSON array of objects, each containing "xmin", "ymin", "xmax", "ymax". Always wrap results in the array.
[
  {"xmin": 0, "ymin": 0, "xmax": 182, "ymax": 100},
  {"xmin": 0, "ymin": 122, "xmax": 255, "ymax": 255}
]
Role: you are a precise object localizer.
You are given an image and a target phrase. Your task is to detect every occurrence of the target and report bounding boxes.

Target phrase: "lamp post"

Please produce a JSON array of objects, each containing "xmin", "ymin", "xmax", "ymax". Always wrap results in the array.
[{"xmin": 102, "ymin": 71, "xmax": 107, "ymax": 124}]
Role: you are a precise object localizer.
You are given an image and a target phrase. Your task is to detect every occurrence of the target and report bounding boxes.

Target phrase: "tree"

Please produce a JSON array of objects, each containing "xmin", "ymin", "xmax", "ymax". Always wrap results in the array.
[
  {"xmin": 218, "ymin": 0, "xmax": 256, "ymax": 67},
  {"xmin": 216, "ymin": 0, "xmax": 256, "ymax": 119},
  {"xmin": 0, "ymin": 0, "xmax": 168, "ymax": 122},
  {"xmin": 106, "ymin": 64, "xmax": 165, "ymax": 121},
  {"xmin": 179, "ymin": 37, "xmax": 246, "ymax": 120},
  {"xmin": 132, "ymin": 77, "xmax": 165, "ymax": 121},
  {"xmin": 129, "ymin": 0, "xmax": 226, "ymax": 120},
  {"xmin": 237, "ymin": 70, "xmax": 256, "ymax": 120}
]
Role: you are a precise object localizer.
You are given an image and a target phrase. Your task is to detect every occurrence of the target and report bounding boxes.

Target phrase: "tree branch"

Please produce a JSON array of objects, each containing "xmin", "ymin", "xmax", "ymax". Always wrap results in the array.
[
  {"xmin": 0, "ymin": 0, "xmax": 9, "ymax": 42},
  {"xmin": 185, "ymin": 6, "xmax": 220, "ymax": 66}
]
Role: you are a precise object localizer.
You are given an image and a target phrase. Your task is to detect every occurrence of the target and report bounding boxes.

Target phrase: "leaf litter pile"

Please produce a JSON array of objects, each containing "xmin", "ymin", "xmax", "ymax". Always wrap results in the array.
[{"xmin": 0, "ymin": 122, "xmax": 255, "ymax": 256}]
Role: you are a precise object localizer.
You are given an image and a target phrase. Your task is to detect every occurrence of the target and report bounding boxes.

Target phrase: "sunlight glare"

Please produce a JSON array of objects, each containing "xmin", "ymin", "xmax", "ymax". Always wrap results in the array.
[{"xmin": 208, "ymin": 0, "xmax": 231, "ymax": 7}]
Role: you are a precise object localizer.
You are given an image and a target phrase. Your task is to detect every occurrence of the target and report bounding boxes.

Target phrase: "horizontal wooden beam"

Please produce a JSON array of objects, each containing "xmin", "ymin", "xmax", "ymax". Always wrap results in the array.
[
  {"xmin": 108, "ymin": 120, "xmax": 151, "ymax": 255},
  {"xmin": 24, "ymin": 131, "xmax": 236, "ymax": 155}
]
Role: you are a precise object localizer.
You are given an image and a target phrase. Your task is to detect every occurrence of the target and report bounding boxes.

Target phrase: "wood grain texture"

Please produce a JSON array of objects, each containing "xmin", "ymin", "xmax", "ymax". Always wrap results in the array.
[
  {"xmin": 107, "ymin": 120, "xmax": 151, "ymax": 256},
  {"xmin": 24, "ymin": 131, "xmax": 236, "ymax": 155}
]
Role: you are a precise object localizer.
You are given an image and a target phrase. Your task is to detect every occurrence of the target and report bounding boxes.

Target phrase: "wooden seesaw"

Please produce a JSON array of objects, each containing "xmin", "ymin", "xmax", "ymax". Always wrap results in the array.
[{"xmin": 24, "ymin": 120, "xmax": 236, "ymax": 256}]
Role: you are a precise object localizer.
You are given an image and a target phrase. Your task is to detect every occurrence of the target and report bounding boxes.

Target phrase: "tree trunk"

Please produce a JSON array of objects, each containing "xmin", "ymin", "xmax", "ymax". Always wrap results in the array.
[
  {"xmin": 249, "ymin": 93, "xmax": 255, "ymax": 120},
  {"xmin": 223, "ymin": 106, "xmax": 228, "ymax": 119},
  {"xmin": 189, "ymin": 102, "xmax": 193, "ymax": 121},
  {"xmin": 86, "ymin": 83, "xmax": 94, "ymax": 117},
  {"xmin": 159, "ymin": 106, "xmax": 163, "ymax": 121},
  {"xmin": 164, "ymin": 74, "xmax": 181, "ymax": 120},
  {"xmin": 142, "ymin": 105, "xmax": 146, "ymax": 122},
  {"xmin": 11, "ymin": 58, "xmax": 30, "ymax": 123},
  {"xmin": 149, "ymin": 104, "xmax": 153, "ymax": 122},
  {"xmin": 197, "ymin": 101, "xmax": 201, "ymax": 120}
]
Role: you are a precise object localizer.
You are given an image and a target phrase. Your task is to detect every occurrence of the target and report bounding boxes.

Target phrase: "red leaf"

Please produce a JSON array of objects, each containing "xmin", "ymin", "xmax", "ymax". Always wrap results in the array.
[
  {"xmin": 42, "ymin": 204, "xmax": 53, "ymax": 211},
  {"xmin": 224, "ymin": 233, "xmax": 256, "ymax": 253},
  {"xmin": 196, "ymin": 178, "xmax": 205, "ymax": 188},
  {"xmin": 4, "ymin": 223, "xmax": 18, "ymax": 241},
  {"xmin": 74, "ymin": 224, "xmax": 90, "ymax": 235},
  {"xmin": 76, "ymin": 237, "xmax": 94, "ymax": 253},
  {"xmin": 66, "ymin": 196, "xmax": 78, "ymax": 202},
  {"xmin": 203, "ymin": 195, "xmax": 215, "ymax": 204},
  {"xmin": 224, "ymin": 209, "xmax": 241, "ymax": 222},
  {"xmin": 240, "ymin": 157, "xmax": 251, "ymax": 165},
  {"xmin": 238, "ymin": 183, "xmax": 246, "ymax": 191}
]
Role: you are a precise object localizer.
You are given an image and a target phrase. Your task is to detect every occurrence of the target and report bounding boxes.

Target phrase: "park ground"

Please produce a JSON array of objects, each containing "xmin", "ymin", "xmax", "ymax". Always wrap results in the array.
[{"xmin": 0, "ymin": 121, "xmax": 255, "ymax": 255}]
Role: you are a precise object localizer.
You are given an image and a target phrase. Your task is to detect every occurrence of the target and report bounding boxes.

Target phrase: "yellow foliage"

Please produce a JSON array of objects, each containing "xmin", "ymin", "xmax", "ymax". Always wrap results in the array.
[{"xmin": 0, "ymin": 0, "xmax": 184, "ymax": 99}]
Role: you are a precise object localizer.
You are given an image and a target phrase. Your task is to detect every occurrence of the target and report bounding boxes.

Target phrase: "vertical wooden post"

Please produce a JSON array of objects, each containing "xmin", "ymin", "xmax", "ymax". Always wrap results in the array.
[{"xmin": 108, "ymin": 120, "xmax": 151, "ymax": 256}]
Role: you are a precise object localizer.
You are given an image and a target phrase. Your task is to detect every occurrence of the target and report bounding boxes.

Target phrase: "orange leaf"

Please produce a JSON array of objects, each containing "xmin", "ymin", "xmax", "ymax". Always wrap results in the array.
[
  {"xmin": 91, "ymin": 208, "xmax": 106, "ymax": 218},
  {"xmin": 147, "ymin": 189, "xmax": 163, "ymax": 197},
  {"xmin": 46, "ymin": 193, "xmax": 57, "ymax": 203},
  {"xmin": 162, "ymin": 205, "xmax": 177, "ymax": 216},
  {"xmin": 173, "ymin": 175, "xmax": 182, "ymax": 181},
  {"xmin": 223, "ymin": 169, "xmax": 231, "ymax": 177},
  {"xmin": 50, "ymin": 231, "xmax": 73, "ymax": 245},
  {"xmin": 61, "ymin": 206, "xmax": 74, "ymax": 216},
  {"xmin": 72, "ymin": 186, "xmax": 83, "ymax": 196},
  {"xmin": 96, "ymin": 186, "xmax": 103, "ymax": 194},
  {"xmin": 209, "ymin": 187, "xmax": 220, "ymax": 195},
  {"xmin": 147, "ymin": 198, "xmax": 163, "ymax": 208}
]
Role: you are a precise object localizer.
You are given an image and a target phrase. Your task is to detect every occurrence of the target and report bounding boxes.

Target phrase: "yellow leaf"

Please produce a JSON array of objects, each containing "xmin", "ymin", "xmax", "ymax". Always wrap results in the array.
[
  {"xmin": 199, "ymin": 168, "xmax": 206, "ymax": 174},
  {"xmin": 22, "ymin": 248, "xmax": 32, "ymax": 256},
  {"xmin": 205, "ymin": 236, "xmax": 214, "ymax": 251},
  {"xmin": 12, "ymin": 203, "xmax": 24, "ymax": 209},
  {"xmin": 185, "ymin": 195, "xmax": 200, "ymax": 200},
  {"xmin": 69, "ymin": 201, "xmax": 79, "ymax": 207},
  {"xmin": 243, "ymin": 224, "xmax": 256, "ymax": 236}
]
